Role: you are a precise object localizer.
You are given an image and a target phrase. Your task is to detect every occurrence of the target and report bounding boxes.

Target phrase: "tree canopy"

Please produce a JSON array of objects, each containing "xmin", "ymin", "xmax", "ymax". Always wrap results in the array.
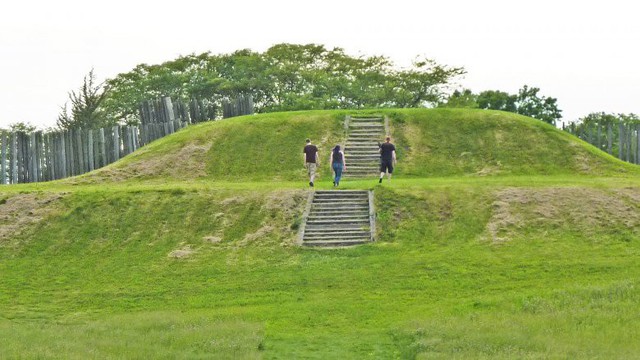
[
  {"xmin": 57, "ymin": 69, "xmax": 112, "ymax": 130},
  {"xmin": 101, "ymin": 44, "xmax": 466, "ymax": 123},
  {"xmin": 441, "ymin": 85, "xmax": 562, "ymax": 125}
]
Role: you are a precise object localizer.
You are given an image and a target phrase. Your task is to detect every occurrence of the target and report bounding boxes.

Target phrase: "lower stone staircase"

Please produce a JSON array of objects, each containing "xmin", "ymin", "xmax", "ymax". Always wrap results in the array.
[
  {"xmin": 300, "ymin": 190, "xmax": 375, "ymax": 247},
  {"xmin": 344, "ymin": 116, "xmax": 387, "ymax": 178}
]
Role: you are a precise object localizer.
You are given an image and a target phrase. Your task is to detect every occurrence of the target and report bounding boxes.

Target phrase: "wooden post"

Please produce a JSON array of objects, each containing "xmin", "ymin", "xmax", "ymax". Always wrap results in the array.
[
  {"xmin": 29, "ymin": 132, "xmax": 37, "ymax": 183},
  {"xmin": 88, "ymin": 130, "xmax": 95, "ymax": 171},
  {"xmin": 113, "ymin": 125, "xmax": 120, "ymax": 161},
  {"xmin": 132, "ymin": 127, "xmax": 139, "ymax": 151},
  {"xmin": 163, "ymin": 96, "xmax": 176, "ymax": 122},
  {"xmin": 126, "ymin": 126, "xmax": 134, "ymax": 155},
  {"xmin": 618, "ymin": 122, "xmax": 624, "ymax": 160},
  {"xmin": 46, "ymin": 133, "xmax": 54, "ymax": 181},
  {"xmin": 636, "ymin": 124, "xmax": 640, "ymax": 165},
  {"xmin": 18, "ymin": 132, "xmax": 29, "ymax": 184},
  {"xmin": 75, "ymin": 128, "xmax": 84, "ymax": 175},
  {"xmin": 66, "ymin": 130, "xmax": 74, "ymax": 176},
  {"xmin": 59, "ymin": 132, "xmax": 67, "ymax": 179},
  {"xmin": 99, "ymin": 128, "xmax": 106, "ymax": 167},
  {"xmin": 626, "ymin": 123, "xmax": 632, "ymax": 163},
  {"xmin": 35, "ymin": 132, "xmax": 43, "ymax": 182},
  {"xmin": 10, "ymin": 133, "xmax": 18, "ymax": 184},
  {"xmin": 1, "ymin": 133, "xmax": 6, "ymax": 185},
  {"xmin": 607, "ymin": 122, "xmax": 613, "ymax": 155}
]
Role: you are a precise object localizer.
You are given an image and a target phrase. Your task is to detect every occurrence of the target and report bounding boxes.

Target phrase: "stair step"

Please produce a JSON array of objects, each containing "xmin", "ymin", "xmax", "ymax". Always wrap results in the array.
[
  {"xmin": 343, "ymin": 166, "xmax": 379, "ymax": 170},
  {"xmin": 313, "ymin": 192, "xmax": 369, "ymax": 196},
  {"xmin": 306, "ymin": 219, "xmax": 370, "ymax": 225},
  {"xmin": 312, "ymin": 201, "xmax": 369, "ymax": 206},
  {"xmin": 304, "ymin": 232, "xmax": 370, "ymax": 239},
  {"xmin": 304, "ymin": 226, "xmax": 370, "ymax": 233},
  {"xmin": 312, "ymin": 198, "xmax": 369, "ymax": 203},
  {"xmin": 303, "ymin": 239, "xmax": 369, "ymax": 247},
  {"xmin": 308, "ymin": 215, "xmax": 369, "ymax": 220},
  {"xmin": 303, "ymin": 237, "xmax": 370, "ymax": 242},
  {"xmin": 310, "ymin": 212, "xmax": 369, "ymax": 217},
  {"xmin": 304, "ymin": 228, "xmax": 370, "ymax": 234}
]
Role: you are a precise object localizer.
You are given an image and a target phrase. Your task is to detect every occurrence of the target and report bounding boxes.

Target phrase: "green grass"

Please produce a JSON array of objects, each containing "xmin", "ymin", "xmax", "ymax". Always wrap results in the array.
[
  {"xmin": 1, "ymin": 109, "xmax": 640, "ymax": 358},
  {"xmin": 72, "ymin": 108, "xmax": 639, "ymax": 186}
]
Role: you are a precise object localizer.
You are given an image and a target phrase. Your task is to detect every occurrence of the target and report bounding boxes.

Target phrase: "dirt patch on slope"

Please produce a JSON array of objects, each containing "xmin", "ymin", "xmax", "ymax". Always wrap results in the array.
[
  {"xmin": 486, "ymin": 187, "xmax": 640, "ymax": 243},
  {"xmin": 81, "ymin": 142, "xmax": 212, "ymax": 183},
  {"xmin": 168, "ymin": 244, "xmax": 196, "ymax": 259},
  {"xmin": 0, "ymin": 192, "xmax": 66, "ymax": 241}
]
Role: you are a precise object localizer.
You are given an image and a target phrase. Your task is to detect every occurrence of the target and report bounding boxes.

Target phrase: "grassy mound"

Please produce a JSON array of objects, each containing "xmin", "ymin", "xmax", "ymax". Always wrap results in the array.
[
  {"xmin": 74, "ymin": 108, "xmax": 638, "ymax": 185},
  {"xmin": 1, "ymin": 108, "xmax": 640, "ymax": 358}
]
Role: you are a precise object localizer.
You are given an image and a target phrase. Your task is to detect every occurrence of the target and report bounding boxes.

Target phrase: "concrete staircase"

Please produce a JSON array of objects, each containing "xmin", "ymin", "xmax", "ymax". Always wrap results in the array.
[
  {"xmin": 300, "ymin": 190, "xmax": 375, "ymax": 247},
  {"xmin": 344, "ymin": 116, "xmax": 386, "ymax": 178}
]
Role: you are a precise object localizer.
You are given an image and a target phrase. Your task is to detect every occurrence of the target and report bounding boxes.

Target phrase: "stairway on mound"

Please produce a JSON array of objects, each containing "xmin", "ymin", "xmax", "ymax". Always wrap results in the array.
[
  {"xmin": 344, "ymin": 116, "xmax": 387, "ymax": 178},
  {"xmin": 300, "ymin": 190, "xmax": 375, "ymax": 247}
]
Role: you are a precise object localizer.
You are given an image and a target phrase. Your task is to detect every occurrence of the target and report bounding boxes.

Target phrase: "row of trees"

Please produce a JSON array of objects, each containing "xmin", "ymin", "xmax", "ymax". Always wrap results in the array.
[
  {"xmin": 45, "ymin": 43, "xmax": 465, "ymax": 131},
  {"xmin": 439, "ymin": 86, "xmax": 562, "ymax": 125},
  {"xmin": 100, "ymin": 44, "xmax": 466, "ymax": 125},
  {"xmin": 11, "ymin": 44, "xmax": 571, "ymax": 133}
]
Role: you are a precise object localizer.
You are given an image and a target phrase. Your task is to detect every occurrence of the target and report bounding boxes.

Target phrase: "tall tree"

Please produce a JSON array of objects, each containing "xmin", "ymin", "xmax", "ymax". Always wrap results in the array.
[
  {"xmin": 477, "ymin": 90, "xmax": 517, "ymax": 112},
  {"xmin": 57, "ymin": 69, "xmax": 112, "ymax": 129},
  {"xmin": 439, "ymin": 89, "xmax": 478, "ymax": 108},
  {"xmin": 102, "ymin": 44, "xmax": 466, "ymax": 121},
  {"xmin": 514, "ymin": 85, "xmax": 562, "ymax": 125},
  {"xmin": 441, "ymin": 85, "xmax": 562, "ymax": 125}
]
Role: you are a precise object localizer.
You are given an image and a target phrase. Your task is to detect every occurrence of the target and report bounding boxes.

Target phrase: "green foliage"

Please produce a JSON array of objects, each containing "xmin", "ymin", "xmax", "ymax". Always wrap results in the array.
[
  {"xmin": 515, "ymin": 85, "xmax": 562, "ymax": 125},
  {"xmin": 439, "ymin": 89, "xmax": 478, "ymax": 108},
  {"xmin": 5, "ymin": 121, "xmax": 37, "ymax": 133},
  {"xmin": 57, "ymin": 69, "xmax": 113, "ymax": 130},
  {"xmin": 477, "ymin": 90, "xmax": 517, "ymax": 112},
  {"xmin": 102, "ymin": 44, "xmax": 466, "ymax": 122},
  {"xmin": 441, "ymin": 85, "xmax": 562, "ymax": 125}
]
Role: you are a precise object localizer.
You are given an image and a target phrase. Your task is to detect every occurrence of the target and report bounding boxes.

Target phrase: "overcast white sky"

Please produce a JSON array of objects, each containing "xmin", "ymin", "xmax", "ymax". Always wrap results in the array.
[{"xmin": 1, "ymin": 0, "xmax": 638, "ymax": 129}]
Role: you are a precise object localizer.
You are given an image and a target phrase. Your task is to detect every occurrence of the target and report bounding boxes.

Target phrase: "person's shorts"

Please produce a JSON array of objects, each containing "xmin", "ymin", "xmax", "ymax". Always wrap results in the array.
[
  {"xmin": 306, "ymin": 162, "xmax": 317, "ymax": 177},
  {"xmin": 380, "ymin": 159, "xmax": 393, "ymax": 173}
]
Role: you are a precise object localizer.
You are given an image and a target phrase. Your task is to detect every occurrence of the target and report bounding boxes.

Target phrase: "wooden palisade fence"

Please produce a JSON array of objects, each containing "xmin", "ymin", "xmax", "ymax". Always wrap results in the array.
[
  {"xmin": 0, "ymin": 121, "xmax": 188, "ymax": 184},
  {"xmin": 0, "ymin": 94, "xmax": 254, "ymax": 185},
  {"xmin": 564, "ymin": 120, "xmax": 640, "ymax": 165}
]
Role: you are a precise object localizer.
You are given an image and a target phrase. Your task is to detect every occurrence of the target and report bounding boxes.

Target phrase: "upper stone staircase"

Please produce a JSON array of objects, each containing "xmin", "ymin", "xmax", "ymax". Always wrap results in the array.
[{"xmin": 343, "ymin": 116, "xmax": 387, "ymax": 178}]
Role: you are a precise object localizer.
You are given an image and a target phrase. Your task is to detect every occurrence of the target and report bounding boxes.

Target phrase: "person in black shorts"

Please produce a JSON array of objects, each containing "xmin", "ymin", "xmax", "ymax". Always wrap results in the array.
[{"xmin": 379, "ymin": 136, "xmax": 396, "ymax": 183}]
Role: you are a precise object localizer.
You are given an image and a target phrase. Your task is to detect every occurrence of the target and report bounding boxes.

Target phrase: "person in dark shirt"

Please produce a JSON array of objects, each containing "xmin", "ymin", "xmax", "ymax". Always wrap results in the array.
[
  {"xmin": 329, "ymin": 145, "xmax": 346, "ymax": 187},
  {"xmin": 379, "ymin": 136, "xmax": 396, "ymax": 183},
  {"xmin": 303, "ymin": 138, "xmax": 319, "ymax": 187}
]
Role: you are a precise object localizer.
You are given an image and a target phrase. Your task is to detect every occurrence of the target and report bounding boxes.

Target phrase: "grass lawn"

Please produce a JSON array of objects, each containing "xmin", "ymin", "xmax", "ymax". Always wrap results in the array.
[{"xmin": 1, "ymin": 109, "xmax": 639, "ymax": 358}]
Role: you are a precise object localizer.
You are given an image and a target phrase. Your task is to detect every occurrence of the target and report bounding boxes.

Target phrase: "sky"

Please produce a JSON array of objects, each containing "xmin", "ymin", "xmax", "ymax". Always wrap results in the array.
[{"xmin": 1, "ymin": 0, "xmax": 638, "ymax": 129}]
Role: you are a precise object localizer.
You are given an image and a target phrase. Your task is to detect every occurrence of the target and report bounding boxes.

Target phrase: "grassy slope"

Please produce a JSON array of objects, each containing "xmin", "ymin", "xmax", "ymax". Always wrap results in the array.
[
  {"xmin": 1, "ymin": 109, "xmax": 640, "ymax": 358},
  {"xmin": 73, "ymin": 108, "xmax": 639, "ymax": 185}
]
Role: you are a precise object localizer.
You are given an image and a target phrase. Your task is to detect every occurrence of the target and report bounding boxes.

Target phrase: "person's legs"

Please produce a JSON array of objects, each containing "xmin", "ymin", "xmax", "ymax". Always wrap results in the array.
[
  {"xmin": 387, "ymin": 162, "xmax": 394, "ymax": 181},
  {"xmin": 308, "ymin": 163, "xmax": 316, "ymax": 186},
  {"xmin": 333, "ymin": 163, "xmax": 343, "ymax": 186}
]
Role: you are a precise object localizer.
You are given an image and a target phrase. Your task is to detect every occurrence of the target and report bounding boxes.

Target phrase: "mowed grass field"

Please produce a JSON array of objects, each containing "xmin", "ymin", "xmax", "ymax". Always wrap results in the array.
[{"xmin": 1, "ymin": 109, "xmax": 639, "ymax": 359}]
